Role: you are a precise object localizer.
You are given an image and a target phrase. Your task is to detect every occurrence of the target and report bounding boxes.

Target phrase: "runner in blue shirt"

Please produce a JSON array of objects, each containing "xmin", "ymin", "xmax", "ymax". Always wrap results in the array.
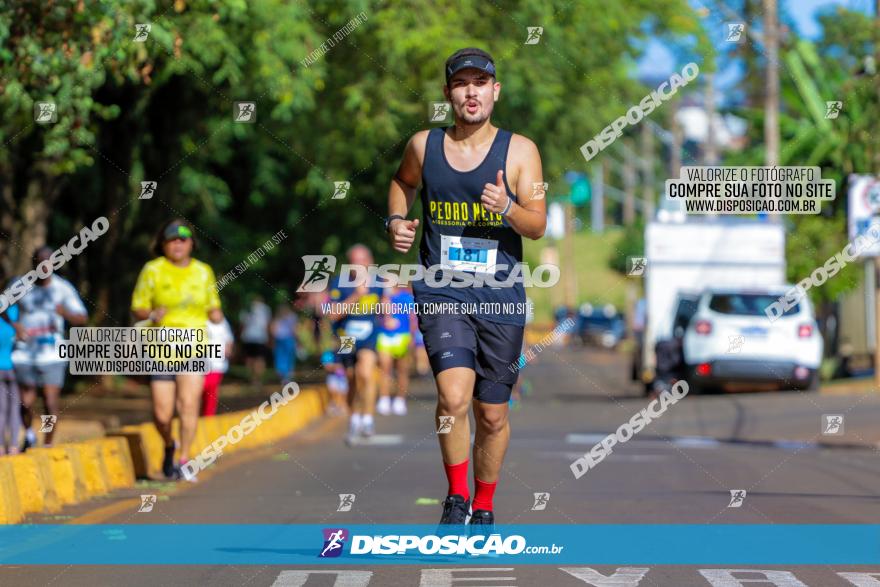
[
  {"xmin": 325, "ymin": 244, "xmax": 384, "ymax": 442},
  {"xmin": 0, "ymin": 304, "xmax": 21, "ymax": 455},
  {"xmin": 376, "ymin": 285, "xmax": 416, "ymax": 416}
]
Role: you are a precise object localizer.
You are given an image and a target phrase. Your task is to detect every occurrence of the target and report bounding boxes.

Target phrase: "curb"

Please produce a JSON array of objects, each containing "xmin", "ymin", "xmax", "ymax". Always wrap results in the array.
[
  {"xmin": 0, "ymin": 385, "xmax": 328, "ymax": 524},
  {"xmin": 109, "ymin": 386, "xmax": 327, "ymax": 479},
  {"xmin": 0, "ymin": 440, "xmax": 138, "ymax": 524}
]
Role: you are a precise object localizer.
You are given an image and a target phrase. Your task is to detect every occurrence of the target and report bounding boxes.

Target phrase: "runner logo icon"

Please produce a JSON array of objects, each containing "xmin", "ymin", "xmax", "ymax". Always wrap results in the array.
[
  {"xmin": 234, "ymin": 102, "xmax": 256, "ymax": 123},
  {"xmin": 825, "ymin": 101, "xmax": 843, "ymax": 119},
  {"xmin": 338, "ymin": 336, "xmax": 355, "ymax": 355},
  {"xmin": 525, "ymin": 27, "xmax": 544, "ymax": 45},
  {"xmin": 319, "ymin": 528, "xmax": 348, "ymax": 558},
  {"xmin": 332, "ymin": 181, "xmax": 350, "ymax": 199},
  {"xmin": 133, "ymin": 24, "xmax": 151, "ymax": 42},
  {"xmin": 727, "ymin": 335, "xmax": 744, "ymax": 354},
  {"xmin": 139, "ymin": 181, "xmax": 157, "ymax": 200},
  {"xmin": 531, "ymin": 182, "xmax": 548, "ymax": 200},
  {"xmin": 822, "ymin": 414, "xmax": 844, "ymax": 435},
  {"xmin": 531, "ymin": 492, "xmax": 550, "ymax": 510},
  {"xmin": 627, "ymin": 257, "xmax": 647, "ymax": 276},
  {"xmin": 728, "ymin": 489, "xmax": 747, "ymax": 508},
  {"xmin": 138, "ymin": 494, "xmax": 157, "ymax": 513},
  {"xmin": 297, "ymin": 255, "xmax": 337, "ymax": 293},
  {"xmin": 34, "ymin": 102, "xmax": 57, "ymax": 124},
  {"xmin": 726, "ymin": 23, "xmax": 744, "ymax": 42},
  {"xmin": 337, "ymin": 494, "xmax": 356, "ymax": 512},
  {"xmin": 39, "ymin": 415, "xmax": 57, "ymax": 433},
  {"xmin": 430, "ymin": 102, "xmax": 452, "ymax": 123},
  {"xmin": 437, "ymin": 416, "xmax": 455, "ymax": 434}
]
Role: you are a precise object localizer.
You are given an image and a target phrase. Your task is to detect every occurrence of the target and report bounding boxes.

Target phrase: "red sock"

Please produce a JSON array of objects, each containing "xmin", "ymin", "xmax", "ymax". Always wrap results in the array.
[
  {"xmin": 472, "ymin": 478, "xmax": 497, "ymax": 512},
  {"xmin": 444, "ymin": 459, "xmax": 470, "ymax": 500}
]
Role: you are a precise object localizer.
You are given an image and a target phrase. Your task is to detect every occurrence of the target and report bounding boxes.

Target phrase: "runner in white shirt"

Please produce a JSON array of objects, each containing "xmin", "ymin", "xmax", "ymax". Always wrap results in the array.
[
  {"xmin": 11, "ymin": 247, "xmax": 88, "ymax": 450},
  {"xmin": 202, "ymin": 318, "xmax": 234, "ymax": 416}
]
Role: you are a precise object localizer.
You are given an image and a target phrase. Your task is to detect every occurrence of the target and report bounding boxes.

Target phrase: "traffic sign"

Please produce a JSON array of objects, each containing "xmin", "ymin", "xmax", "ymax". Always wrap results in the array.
[{"xmin": 571, "ymin": 177, "xmax": 591, "ymax": 206}]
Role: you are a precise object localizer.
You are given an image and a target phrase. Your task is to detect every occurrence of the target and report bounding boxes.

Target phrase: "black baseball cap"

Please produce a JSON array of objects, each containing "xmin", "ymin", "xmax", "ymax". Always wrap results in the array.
[{"xmin": 445, "ymin": 48, "xmax": 496, "ymax": 85}]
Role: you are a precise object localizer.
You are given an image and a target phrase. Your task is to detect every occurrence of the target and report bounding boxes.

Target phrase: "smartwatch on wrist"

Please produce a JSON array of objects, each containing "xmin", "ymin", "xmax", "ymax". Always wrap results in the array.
[{"xmin": 384, "ymin": 214, "xmax": 405, "ymax": 233}]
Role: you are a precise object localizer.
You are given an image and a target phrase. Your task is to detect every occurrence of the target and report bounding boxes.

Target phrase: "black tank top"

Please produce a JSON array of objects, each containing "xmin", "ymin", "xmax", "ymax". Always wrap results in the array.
[{"xmin": 412, "ymin": 126, "xmax": 525, "ymax": 326}]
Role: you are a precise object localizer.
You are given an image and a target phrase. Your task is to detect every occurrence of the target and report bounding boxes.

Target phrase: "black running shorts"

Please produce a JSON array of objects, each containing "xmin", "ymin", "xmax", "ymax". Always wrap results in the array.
[{"xmin": 417, "ymin": 311, "xmax": 524, "ymax": 404}]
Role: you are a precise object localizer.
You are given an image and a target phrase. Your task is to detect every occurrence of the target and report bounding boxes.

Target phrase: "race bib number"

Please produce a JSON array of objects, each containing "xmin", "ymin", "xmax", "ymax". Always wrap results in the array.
[
  {"xmin": 440, "ymin": 235, "xmax": 498, "ymax": 274},
  {"xmin": 345, "ymin": 320, "xmax": 374, "ymax": 341}
]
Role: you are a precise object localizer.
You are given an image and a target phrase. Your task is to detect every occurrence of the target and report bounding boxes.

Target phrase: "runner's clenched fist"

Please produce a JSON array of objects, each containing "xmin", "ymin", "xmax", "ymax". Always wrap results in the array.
[{"xmin": 389, "ymin": 218, "xmax": 420, "ymax": 253}]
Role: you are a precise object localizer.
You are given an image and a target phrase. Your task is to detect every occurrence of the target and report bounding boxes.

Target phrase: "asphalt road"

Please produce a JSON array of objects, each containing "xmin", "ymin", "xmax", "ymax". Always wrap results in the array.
[{"xmin": 3, "ymin": 344, "xmax": 880, "ymax": 586}]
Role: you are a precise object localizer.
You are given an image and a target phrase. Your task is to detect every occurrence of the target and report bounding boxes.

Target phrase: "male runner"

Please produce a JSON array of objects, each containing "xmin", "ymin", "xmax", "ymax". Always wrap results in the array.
[
  {"xmin": 326, "ymin": 244, "xmax": 384, "ymax": 443},
  {"xmin": 13, "ymin": 246, "xmax": 88, "ymax": 450},
  {"xmin": 385, "ymin": 48, "xmax": 546, "ymax": 528},
  {"xmin": 376, "ymin": 284, "xmax": 415, "ymax": 416}
]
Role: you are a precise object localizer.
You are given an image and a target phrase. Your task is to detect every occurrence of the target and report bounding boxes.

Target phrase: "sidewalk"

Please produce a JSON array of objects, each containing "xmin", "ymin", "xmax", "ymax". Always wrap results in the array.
[
  {"xmin": 39, "ymin": 376, "xmax": 318, "ymax": 448},
  {"xmin": 820, "ymin": 376, "xmax": 880, "ymax": 396}
]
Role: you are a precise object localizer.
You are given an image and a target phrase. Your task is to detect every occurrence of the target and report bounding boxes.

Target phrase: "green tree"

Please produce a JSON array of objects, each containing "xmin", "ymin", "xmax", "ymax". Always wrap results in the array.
[{"xmin": 1, "ymin": 0, "xmax": 707, "ymax": 326}]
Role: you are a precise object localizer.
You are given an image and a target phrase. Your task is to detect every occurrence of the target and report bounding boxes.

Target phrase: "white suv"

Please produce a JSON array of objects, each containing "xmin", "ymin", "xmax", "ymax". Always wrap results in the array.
[{"xmin": 682, "ymin": 287, "xmax": 823, "ymax": 393}]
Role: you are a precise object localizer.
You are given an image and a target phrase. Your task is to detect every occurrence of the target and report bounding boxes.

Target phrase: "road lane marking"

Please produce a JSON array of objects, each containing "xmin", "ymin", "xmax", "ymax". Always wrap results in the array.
[
  {"xmin": 566, "ymin": 433, "xmax": 877, "ymax": 452},
  {"xmin": 345, "ymin": 434, "xmax": 404, "ymax": 446},
  {"xmin": 271, "ymin": 570, "xmax": 373, "ymax": 586}
]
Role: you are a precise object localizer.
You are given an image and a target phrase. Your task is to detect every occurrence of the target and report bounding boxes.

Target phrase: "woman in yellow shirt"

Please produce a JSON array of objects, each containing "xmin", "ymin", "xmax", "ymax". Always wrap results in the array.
[{"xmin": 131, "ymin": 219, "xmax": 224, "ymax": 481}]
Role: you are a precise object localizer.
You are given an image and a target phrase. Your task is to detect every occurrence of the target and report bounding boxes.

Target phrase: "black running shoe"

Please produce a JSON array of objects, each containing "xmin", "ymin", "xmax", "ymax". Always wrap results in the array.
[
  {"xmin": 162, "ymin": 444, "xmax": 178, "ymax": 479},
  {"xmin": 469, "ymin": 509, "xmax": 495, "ymax": 535},
  {"xmin": 438, "ymin": 494, "xmax": 471, "ymax": 526}
]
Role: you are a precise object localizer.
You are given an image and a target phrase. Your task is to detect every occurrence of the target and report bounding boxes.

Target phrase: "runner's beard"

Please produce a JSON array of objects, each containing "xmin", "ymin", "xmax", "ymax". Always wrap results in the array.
[{"xmin": 457, "ymin": 104, "xmax": 489, "ymax": 124}]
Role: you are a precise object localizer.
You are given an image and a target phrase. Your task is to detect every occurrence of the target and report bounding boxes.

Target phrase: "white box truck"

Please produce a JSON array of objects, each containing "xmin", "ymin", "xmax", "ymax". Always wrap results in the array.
[{"xmin": 640, "ymin": 219, "xmax": 786, "ymax": 388}]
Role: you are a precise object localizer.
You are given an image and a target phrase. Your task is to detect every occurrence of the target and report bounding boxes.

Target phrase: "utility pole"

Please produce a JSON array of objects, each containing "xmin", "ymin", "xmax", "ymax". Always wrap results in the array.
[
  {"xmin": 873, "ymin": 0, "xmax": 880, "ymax": 389},
  {"xmin": 763, "ymin": 0, "xmax": 780, "ymax": 169},
  {"xmin": 623, "ymin": 139, "xmax": 636, "ymax": 225},
  {"xmin": 670, "ymin": 102, "xmax": 683, "ymax": 178},
  {"xmin": 640, "ymin": 124, "xmax": 655, "ymax": 221},
  {"xmin": 563, "ymin": 202, "xmax": 577, "ymax": 309},
  {"xmin": 591, "ymin": 161, "xmax": 605, "ymax": 234},
  {"xmin": 875, "ymin": 0, "xmax": 880, "ymax": 171},
  {"xmin": 705, "ymin": 72, "xmax": 719, "ymax": 166}
]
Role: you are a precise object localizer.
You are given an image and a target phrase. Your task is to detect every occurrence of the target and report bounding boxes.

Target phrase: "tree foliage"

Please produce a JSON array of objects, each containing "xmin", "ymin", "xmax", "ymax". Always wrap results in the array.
[{"xmin": 1, "ymin": 0, "xmax": 703, "ymax": 323}]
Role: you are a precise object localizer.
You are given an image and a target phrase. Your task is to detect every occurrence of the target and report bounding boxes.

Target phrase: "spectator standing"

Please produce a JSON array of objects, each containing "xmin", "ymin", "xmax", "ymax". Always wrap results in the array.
[
  {"xmin": 270, "ymin": 303, "xmax": 298, "ymax": 383},
  {"xmin": 0, "ymin": 303, "xmax": 22, "ymax": 455},
  {"xmin": 240, "ymin": 295, "xmax": 271, "ymax": 387},
  {"xmin": 202, "ymin": 317, "xmax": 234, "ymax": 416}
]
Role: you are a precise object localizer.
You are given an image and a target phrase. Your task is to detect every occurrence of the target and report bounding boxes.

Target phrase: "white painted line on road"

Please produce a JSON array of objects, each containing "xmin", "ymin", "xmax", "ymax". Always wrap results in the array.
[
  {"xmin": 566, "ymin": 433, "xmax": 718, "ymax": 450},
  {"xmin": 561, "ymin": 452, "xmax": 669, "ymax": 462},
  {"xmin": 270, "ymin": 568, "xmax": 880, "ymax": 586},
  {"xmin": 565, "ymin": 433, "xmax": 855, "ymax": 453},
  {"xmin": 271, "ymin": 570, "xmax": 372, "ymax": 586},
  {"xmin": 566, "ymin": 433, "xmax": 609, "ymax": 444},
  {"xmin": 561, "ymin": 567, "xmax": 649, "ymax": 585},
  {"xmin": 420, "ymin": 568, "xmax": 516, "ymax": 586},
  {"xmin": 671, "ymin": 437, "xmax": 723, "ymax": 449},
  {"xmin": 700, "ymin": 569, "xmax": 808, "ymax": 586},
  {"xmin": 346, "ymin": 434, "xmax": 404, "ymax": 446}
]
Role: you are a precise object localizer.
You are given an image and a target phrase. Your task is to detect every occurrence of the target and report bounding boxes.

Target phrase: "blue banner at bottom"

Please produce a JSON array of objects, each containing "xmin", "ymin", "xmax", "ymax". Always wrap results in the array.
[{"xmin": 0, "ymin": 524, "xmax": 877, "ymax": 565}]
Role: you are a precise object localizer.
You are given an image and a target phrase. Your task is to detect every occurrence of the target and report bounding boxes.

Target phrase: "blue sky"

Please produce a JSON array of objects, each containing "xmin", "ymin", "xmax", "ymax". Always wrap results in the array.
[{"xmin": 637, "ymin": 0, "xmax": 874, "ymax": 84}]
